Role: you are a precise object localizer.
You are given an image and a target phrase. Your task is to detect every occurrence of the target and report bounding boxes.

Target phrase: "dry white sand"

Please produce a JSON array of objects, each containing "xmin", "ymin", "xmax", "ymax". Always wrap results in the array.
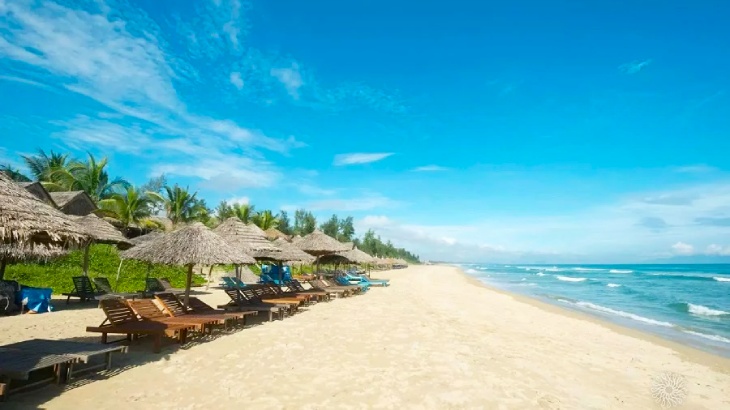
[{"xmin": 1, "ymin": 265, "xmax": 729, "ymax": 409}]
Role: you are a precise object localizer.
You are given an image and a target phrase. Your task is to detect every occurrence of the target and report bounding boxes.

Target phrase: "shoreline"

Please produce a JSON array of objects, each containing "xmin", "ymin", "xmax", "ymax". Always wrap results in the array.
[{"xmin": 453, "ymin": 265, "xmax": 730, "ymax": 373}]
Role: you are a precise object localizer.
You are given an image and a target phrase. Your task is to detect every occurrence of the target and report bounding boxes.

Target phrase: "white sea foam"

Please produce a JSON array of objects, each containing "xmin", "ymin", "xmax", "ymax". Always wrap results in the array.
[
  {"xmin": 544, "ymin": 267, "xmax": 561, "ymax": 272},
  {"xmin": 574, "ymin": 302, "xmax": 674, "ymax": 328},
  {"xmin": 556, "ymin": 275, "xmax": 587, "ymax": 282},
  {"xmin": 465, "ymin": 268, "xmax": 478, "ymax": 274},
  {"xmin": 536, "ymin": 272, "xmax": 546, "ymax": 277},
  {"xmin": 572, "ymin": 267, "xmax": 604, "ymax": 272},
  {"xmin": 607, "ymin": 283, "xmax": 621, "ymax": 288},
  {"xmin": 683, "ymin": 330, "xmax": 730, "ymax": 344},
  {"xmin": 687, "ymin": 303, "xmax": 729, "ymax": 317},
  {"xmin": 609, "ymin": 269, "xmax": 633, "ymax": 274},
  {"xmin": 713, "ymin": 277, "xmax": 730, "ymax": 282}
]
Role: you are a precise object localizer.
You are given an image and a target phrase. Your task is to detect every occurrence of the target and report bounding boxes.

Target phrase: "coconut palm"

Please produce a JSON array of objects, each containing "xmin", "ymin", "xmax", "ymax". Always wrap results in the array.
[
  {"xmin": 99, "ymin": 186, "xmax": 158, "ymax": 234},
  {"xmin": 253, "ymin": 210, "xmax": 280, "ymax": 230},
  {"xmin": 231, "ymin": 202, "xmax": 256, "ymax": 224},
  {"xmin": 52, "ymin": 153, "xmax": 130, "ymax": 202},
  {"xmin": 21, "ymin": 149, "xmax": 70, "ymax": 188},
  {"xmin": 0, "ymin": 164, "xmax": 31, "ymax": 182},
  {"xmin": 157, "ymin": 184, "xmax": 199, "ymax": 225}
]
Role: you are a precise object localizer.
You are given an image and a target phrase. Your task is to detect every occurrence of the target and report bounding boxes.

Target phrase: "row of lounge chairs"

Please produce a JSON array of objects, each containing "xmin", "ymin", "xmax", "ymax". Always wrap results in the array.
[{"xmin": 62, "ymin": 276, "xmax": 184, "ymax": 304}]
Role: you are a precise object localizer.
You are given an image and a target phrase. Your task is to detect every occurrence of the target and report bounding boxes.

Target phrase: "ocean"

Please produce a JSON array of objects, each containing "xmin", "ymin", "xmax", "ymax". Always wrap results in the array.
[{"xmin": 460, "ymin": 264, "xmax": 730, "ymax": 357}]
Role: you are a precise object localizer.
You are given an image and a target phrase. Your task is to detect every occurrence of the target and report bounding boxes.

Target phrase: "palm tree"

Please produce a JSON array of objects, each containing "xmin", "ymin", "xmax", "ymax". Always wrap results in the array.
[
  {"xmin": 99, "ymin": 186, "xmax": 157, "ymax": 234},
  {"xmin": 231, "ymin": 203, "xmax": 256, "ymax": 224},
  {"xmin": 22, "ymin": 149, "xmax": 70, "ymax": 188},
  {"xmin": 52, "ymin": 153, "xmax": 130, "ymax": 202},
  {"xmin": 0, "ymin": 164, "xmax": 31, "ymax": 182},
  {"xmin": 253, "ymin": 210, "xmax": 280, "ymax": 230},
  {"xmin": 157, "ymin": 185, "xmax": 199, "ymax": 225}
]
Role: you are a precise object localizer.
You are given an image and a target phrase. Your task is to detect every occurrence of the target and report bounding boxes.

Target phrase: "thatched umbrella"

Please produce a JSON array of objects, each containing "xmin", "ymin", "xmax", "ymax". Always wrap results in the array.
[
  {"xmin": 338, "ymin": 246, "xmax": 376, "ymax": 265},
  {"xmin": 265, "ymin": 227, "xmax": 290, "ymax": 241},
  {"xmin": 122, "ymin": 222, "xmax": 255, "ymax": 307},
  {"xmin": 0, "ymin": 242, "xmax": 67, "ymax": 262},
  {"xmin": 129, "ymin": 231, "xmax": 164, "ymax": 246},
  {"xmin": 273, "ymin": 238, "xmax": 316, "ymax": 264},
  {"xmin": 214, "ymin": 218, "xmax": 288, "ymax": 282},
  {"xmin": 71, "ymin": 214, "xmax": 132, "ymax": 276},
  {"xmin": 294, "ymin": 230, "xmax": 352, "ymax": 275},
  {"xmin": 0, "ymin": 173, "xmax": 88, "ymax": 279}
]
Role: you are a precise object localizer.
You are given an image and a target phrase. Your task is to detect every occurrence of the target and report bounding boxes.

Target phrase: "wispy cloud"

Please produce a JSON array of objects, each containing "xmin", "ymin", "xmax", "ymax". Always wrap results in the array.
[
  {"xmin": 619, "ymin": 59, "xmax": 652, "ymax": 74},
  {"xmin": 333, "ymin": 153, "xmax": 394, "ymax": 166},
  {"xmin": 413, "ymin": 165, "xmax": 449, "ymax": 172},
  {"xmin": 270, "ymin": 63, "xmax": 304, "ymax": 100},
  {"xmin": 671, "ymin": 241, "xmax": 694, "ymax": 255},
  {"xmin": 0, "ymin": 0, "xmax": 302, "ymax": 191},
  {"xmin": 229, "ymin": 71, "xmax": 244, "ymax": 90},
  {"xmin": 674, "ymin": 164, "xmax": 718, "ymax": 174}
]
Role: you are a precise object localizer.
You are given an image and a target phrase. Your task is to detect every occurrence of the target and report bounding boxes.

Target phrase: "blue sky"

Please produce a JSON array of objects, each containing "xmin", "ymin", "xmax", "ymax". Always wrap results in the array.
[{"xmin": 1, "ymin": 0, "xmax": 729, "ymax": 263}]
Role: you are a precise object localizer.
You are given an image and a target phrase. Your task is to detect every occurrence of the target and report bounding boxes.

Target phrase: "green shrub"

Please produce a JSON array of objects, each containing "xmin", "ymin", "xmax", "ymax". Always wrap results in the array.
[{"xmin": 4, "ymin": 244, "xmax": 204, "ymax": 294}]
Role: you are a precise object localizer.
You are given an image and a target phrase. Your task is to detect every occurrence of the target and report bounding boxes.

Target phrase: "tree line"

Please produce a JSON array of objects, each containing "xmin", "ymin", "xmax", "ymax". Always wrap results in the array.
[{"xmin": 2, "ymin": 150, "xmax": 420, "ymax": 263}]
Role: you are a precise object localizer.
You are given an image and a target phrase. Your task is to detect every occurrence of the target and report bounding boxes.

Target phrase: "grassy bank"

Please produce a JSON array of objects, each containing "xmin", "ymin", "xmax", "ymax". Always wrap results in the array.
[{"xmin": 4, "ymin": 244, "xmax": 204, "ymax": 294}]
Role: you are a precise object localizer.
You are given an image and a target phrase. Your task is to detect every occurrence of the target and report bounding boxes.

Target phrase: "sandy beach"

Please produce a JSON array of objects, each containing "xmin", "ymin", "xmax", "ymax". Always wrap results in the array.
[{"xmin": 1, "ymin": 265, "xmax": 729, "ymax": 409}]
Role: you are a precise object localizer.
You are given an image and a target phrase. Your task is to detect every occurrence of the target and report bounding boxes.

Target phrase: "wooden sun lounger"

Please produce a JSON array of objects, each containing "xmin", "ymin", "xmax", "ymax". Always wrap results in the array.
[
  {"xmin": 1, "ymin": 339, "xmax": 127, "ymax": 381},
  {"xmin": 217, "ymin": 289, "xmax": 285, "ymax": 321},
  {"xmin": 322, "ymin": 279, "xmax": 363, "ymax": 294},
  {"xmin": 62, "ymin": 276, "xmax": 106, "ymax": 304},
  {"xmin": 144, "ymin": 278, "xmax": 184, "ymax": 297},
  {"xmin": 0, "ymin": 349, "xmax": 76, "ymax": 400},
  {"xmin": 263, "ymin": 284, "xmax": 316, "ymax": 304},
  {"xmin": 187, "ymin": 297, "xmax": 257, "ymax": 323},
  {"xmin": 310, "ymin": 279, "xmax": 355, "ymax": 296},
  {"xmin": 127, "ymin": 299, "xmax": 222, "ymax": 335},
  {"xmin": 155, "ymin": 293, "xmax": 256, "ymax": 329},
  {"xmin": 92, "ymin": 277, "xmax": 141, "ymax": 301},
  {"xmin": 247, "ymin": 285, "xmax": 303, "ymax": 307},
  {"xmin": 86, "ymin": 299, "xmax": 192, "ymax": 353},
  {"xmin": 286, "ymin": 280, "xmax": 333, "ymax": 300}
]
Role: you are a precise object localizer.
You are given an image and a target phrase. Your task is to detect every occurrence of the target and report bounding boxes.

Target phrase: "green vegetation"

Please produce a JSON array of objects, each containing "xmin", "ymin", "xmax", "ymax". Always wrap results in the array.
[
  {"xmin": 2, "ymin": 149, "xmax": 422, "ymax": 265},
  {"xmin": 3, "ymin": 244, "xmax": 203, "ymax": 294}
]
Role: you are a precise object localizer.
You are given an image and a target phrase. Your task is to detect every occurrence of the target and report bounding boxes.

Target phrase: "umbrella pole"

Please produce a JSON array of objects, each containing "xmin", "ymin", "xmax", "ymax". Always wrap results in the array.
[
  {"xmin": 278, "ymin": 261, "xmax": 283, "ymax": 285},
  {"xmin": 184, "ymin": 264, "xmax": 193, "ymax": 309},
  {"xmin": 82, "ymin": 243, "xmax": 91, "ymax": 276},
  {"xmin": 206, "ymin": 265, "xmax": 214, "ymax": 290},
  {"xmin": 115, "ymin": 260, "xmax": 124, "ymax": 292},
  {"xmin": 0, "ymin": 258, "xmax": 6, "ymax": 280}
]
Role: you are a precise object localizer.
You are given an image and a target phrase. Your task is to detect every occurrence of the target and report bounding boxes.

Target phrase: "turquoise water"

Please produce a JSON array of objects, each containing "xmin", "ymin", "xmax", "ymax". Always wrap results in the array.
[{"xmin": 460, "ymin": 264, "xmax": 730, "ymax": 357}]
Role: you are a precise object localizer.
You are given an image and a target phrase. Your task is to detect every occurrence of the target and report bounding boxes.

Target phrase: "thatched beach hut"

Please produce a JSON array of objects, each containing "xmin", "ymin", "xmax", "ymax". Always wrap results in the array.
[
  {"xmin": 273, "ymin": 238, "xmax": 316, "ymax": 264},
  {"xmin": 265, "ymin": 227, "xmax": 290, "ymax": 242},
  {"xmin": 49, "ymin": 190, "xmax": 97, "ymax": 216},
  {"xmin": 294, "ymin": 230, "xmax": 352, "ymax": 274},
  {"xmin": 0, "ymin": 173, "xmax": 88, "ymax": 279},
  {"xmin": 214, "ymin": 218, "xmax": 284, "ymax": 261},
  {"xmin": 122, "ymin": 222, "xmax": 255, "ymax": 307},
  {"xmin": 71, "ymin": 214, "xmax": 132, "ymax": 276}
]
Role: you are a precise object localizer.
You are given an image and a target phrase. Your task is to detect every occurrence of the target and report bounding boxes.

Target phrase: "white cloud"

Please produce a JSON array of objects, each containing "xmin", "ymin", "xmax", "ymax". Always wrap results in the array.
[
  {"xmin": 619, "ymin": 59, "xmax": 652, "ymax": 74},
  {"xmin": 306, "ymin": 195, "xmax": 397, "ymax": 212},
  {"xmin": 229, "ymin": 71, "xmax": 244, "ymax": 90},
  {"xmin": 413, "ymin": 165, "xmax": 449, "ymax": 172},
  {"xmin": 333, "ymin": 153, "xmax": 394, "ymax": 166},
  {"xmin": 705, "ymin": 244, "xmax": 730, "ymax": 255},
  {"xmin": 674, "ymin": 164, "xmax": 718, "ymax": 174},
  {"xmin": 270, "ymin": 63, "xmax": 303, "ymax": 99},
  {"xmin": 227, "ymin": 196, "xmax": 250, "ymax": 205},
  {"xmin": 671, "ymin": 242, "xmax": 694, "ymax": 256}
]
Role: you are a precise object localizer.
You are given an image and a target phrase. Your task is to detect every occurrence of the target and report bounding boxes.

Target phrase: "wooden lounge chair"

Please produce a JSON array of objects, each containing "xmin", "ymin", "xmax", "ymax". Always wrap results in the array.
[
  {"xmin": 144, "ymin": 278, "xmax": 184, "ymax": 296},
  {"xmin": 247, "ymin": 284, "xmax": 303, "ymax": 307},
  {"xmin": 92, "ymin": 277, "xmax": 141, "ymax": 301},
  {"xmin": 322, "ymin": 278, "xmax": 364, "ymax": 294},
  {"xmin": 0, "ymin": 349, "xmax": 76, "ymax": 400},
  {"xmin": 186, "ymin": 296, "xmax": 258, "ymax": 324},
  {"xmin": 127, "ymin": 299, "xmax": 222, "ymax": 335},
  {"xmin": 158, "ymin": 278, "xmax": 186, "ymax": 293},
  {"xmin": 86, "ymin": 299, "xmax": 192, "ymax": 353},
  {"xmin": 263, "ymin": 284, "xmax": 316, "ymax": 304},
  {"xmin": 155, "ymin": 293, "xmax": 256, "ymax": 329},
  {"xmin": 1, "ymin": 339, "xmax": 127, "ymax": 381},
  {"xmin": 286, "ymin": 280, "xmax": 335, "ymax": 300},
  {"xmin": 311, "ymin": 279, "xmax": 356, "ymax": 296},
  {"xmin": 62, "ymin": 276, "xmax": 106, "ymax": 304},
  {"xmin": 217, "ymin": 288, "xmax": 285, "ymax": 321}
]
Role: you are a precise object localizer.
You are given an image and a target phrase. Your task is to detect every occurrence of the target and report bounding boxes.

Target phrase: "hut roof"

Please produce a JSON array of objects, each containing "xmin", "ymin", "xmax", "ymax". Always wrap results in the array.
[
  {"xmin": 0, "ymin": 242, "xmax": 67, "ymax": 263},
  {"xmin": 0, "ymin": 172, "xmax": 88, "ymax": 246},
  {"xmin": 214, "ymin": 218, "xmax": 285, "ymax": 261},
  {"xmin": 49, "ymin": 190, "xmax": 97, "ymax": 216},
  {"xmin": 294, "ymin": 230, "xmax": 351, "ymax": 255},
  {"xmin": 265, "ymin": 227, "xmax": 290, "ymax": 241},
  {"xmin": 337, "ymin": 246, "xmax": 376, "ymax": 264},
  {"xmin": 317, "ymin": 253, "xmax": 354, "ymax": 264},
  {"xmin": 273, "ymin": 237, "xmax": 316, "ymax": 263},
  {"xmin": 121, "ymin": 222, "xmax": 255, "ymax": 266},
  {"xmin": 247, "ymin": 223, "xmax": 267, "ymax": 236},
  {"xmin": 129, "ymin": 231, "xmax": 164, "ymax": 246},
  {"xmin": 19, "ymin": 181, "xmax": 58, "ymax": 207},
  {"xmin": 70, "ymin": 214, "xmax": 132, "ymax": 248}
]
